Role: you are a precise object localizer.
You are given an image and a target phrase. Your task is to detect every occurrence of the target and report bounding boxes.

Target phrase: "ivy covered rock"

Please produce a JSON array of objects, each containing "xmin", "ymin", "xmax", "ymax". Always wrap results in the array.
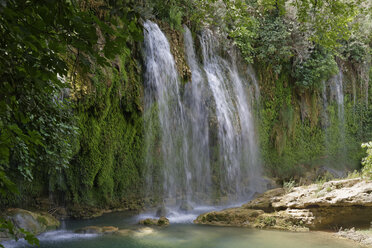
[{"xmin": 0, "ymin": 208, "xmax": 60, "ymax": 240}]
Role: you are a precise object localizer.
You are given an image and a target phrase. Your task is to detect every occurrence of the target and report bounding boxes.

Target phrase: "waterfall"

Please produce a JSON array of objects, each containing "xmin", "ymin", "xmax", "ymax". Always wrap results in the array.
[
  {"xmin": 330, "ymin": 71, "xmax": 345, "ymax": 148},
  {"xmin": 323, "ymin": 70, "xmax": 347, "ymax": 167},
  {"xmin": 143, "ymin": 21, "xmax": 190, "ymax": 203},
  {"xmin": 143, "ymin": 21, "xmax": 263, "ymax": 207},
  {"xmin": 200, "ymin": 30, "xmax": 263, "ymax": 200},
  {"xmin": 331, "ymin": 71, "xmax": 345, "ymax": 124},
  {"xmin": 183, "ymin": 26, "xmax": 212, "ymax": 201}
]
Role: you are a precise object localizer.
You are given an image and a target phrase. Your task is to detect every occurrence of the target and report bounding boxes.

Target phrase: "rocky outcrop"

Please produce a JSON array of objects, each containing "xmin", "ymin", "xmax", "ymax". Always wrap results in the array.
[
  {"xmin": 75, "ymin": 225, "xmax": 119, "ymax": 234},
  {"xmin": 0, "ymin": 208, "xmax": 60, "ymax": 241},
  {"xmin": 242, "ymin": 188, "xmax": 285, "ymax": 212},
  {"xmin": 195, "ymin": 208, "xmax": 264, "ymax": 227},
  {"xmin": 139, "ymin": 217, "xmax": 170, "ymax": 227},
  {"xmin": 195, "ymin": 178, "xmax": 372, "ymax": 231}
]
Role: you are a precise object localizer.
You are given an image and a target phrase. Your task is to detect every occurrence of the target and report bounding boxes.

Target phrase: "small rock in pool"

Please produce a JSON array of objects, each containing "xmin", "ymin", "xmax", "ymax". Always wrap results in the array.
[
  {"xmin": 139, "ymin": 217, "xmax": 170, "ymax": 226},
  {"xmin": 75, "ymin": 225, "xmax": 118, "ymax": 234}
]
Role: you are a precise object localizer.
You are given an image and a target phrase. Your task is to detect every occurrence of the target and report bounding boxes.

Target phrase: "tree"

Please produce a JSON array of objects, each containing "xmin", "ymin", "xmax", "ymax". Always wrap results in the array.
[{"xmin": 0, "ymin": 0, "xmax": 141, "ymax": 244}]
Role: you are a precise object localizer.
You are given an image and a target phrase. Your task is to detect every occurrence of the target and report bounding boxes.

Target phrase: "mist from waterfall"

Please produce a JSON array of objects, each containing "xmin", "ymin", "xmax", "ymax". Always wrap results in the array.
[
  {"xmin": 143, "ymin": 21, "xmax": 264, "ymax": 207},
  {"xmin": 321, "ymin": 70, "xmax": 348, "ymax": 168}
]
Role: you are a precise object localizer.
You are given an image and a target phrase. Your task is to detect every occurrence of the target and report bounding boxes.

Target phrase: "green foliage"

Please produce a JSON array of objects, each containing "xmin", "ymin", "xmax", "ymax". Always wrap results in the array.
[
  {"xmin": 294, "ymin": 48, "xmax": 338, "ymax": 88},
  {"xmin": 0, "ymin": 1, "xmax": 143, "ymax": 242},
  {"xmin": 254, "ymin": 16, "xmax": 292, "ymax": 74},
  {"xmin": 294, "ymin": 0, "xmax": 362, "ymax": 51},
  {"xmin": 283, "ymin": 179, "xmax": 295, "ymax": 193},
  {"xmin": 64, "ymin": 52, "xmax": 144, "ymax": 206},
  {"xmin": 361, "ymin": 142, "xmax": 372, "ymax": 178}
]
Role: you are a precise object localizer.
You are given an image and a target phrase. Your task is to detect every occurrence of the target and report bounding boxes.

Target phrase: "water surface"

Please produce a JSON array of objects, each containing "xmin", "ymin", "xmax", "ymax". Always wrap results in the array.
[{"xmin": 2, "ymin": 212, "xmax": 361, "ymax": 248}]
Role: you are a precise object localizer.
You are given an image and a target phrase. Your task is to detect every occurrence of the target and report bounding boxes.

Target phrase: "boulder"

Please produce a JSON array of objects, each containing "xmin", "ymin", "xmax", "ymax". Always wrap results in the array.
[
  {"xmin": 0, "ymin": 208, "xmax": 60, "ymax": 241},
  {"xmin": 1, "ymin": 208, "xmax": 60, "ymax": 240},
  {"xmin": 194, "ymin": 208, "xmax": 264, "ymax": 227},
  {"xmin": 139, "ymin": 217, "xmax": 170, "ymax": 227}
]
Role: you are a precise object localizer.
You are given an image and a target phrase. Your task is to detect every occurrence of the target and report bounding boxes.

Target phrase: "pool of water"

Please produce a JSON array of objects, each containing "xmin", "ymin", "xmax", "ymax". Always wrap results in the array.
[{"xmin": 2, "ymin": 211, "xmax": 362, "ymax": 248}]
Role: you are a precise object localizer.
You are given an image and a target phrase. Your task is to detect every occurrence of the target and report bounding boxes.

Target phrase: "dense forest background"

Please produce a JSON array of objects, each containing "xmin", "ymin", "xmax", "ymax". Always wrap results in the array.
[{"xmin": 0, "ymin": 0, "xmax": 371, "ymax": 211}]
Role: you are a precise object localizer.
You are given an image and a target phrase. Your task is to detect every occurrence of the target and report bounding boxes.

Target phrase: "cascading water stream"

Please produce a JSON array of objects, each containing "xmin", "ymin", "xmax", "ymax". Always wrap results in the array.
[
  {"xmin": 143, "ymin": 21, "xmax": 190, "ymax": 203},
  {"xmin": 183, "ymin": 26, "xmax": 212, "ymax": 200},
  {"xmin": 143, "ymin": 21, "xmax": 264, "ymax": 210},
  {"xmin": 321, "ymin": 70, "xmax": 347, "ymax": 168},
  {"xmin": 200, "ymin": 30, "xmax": 263, "ymax": 199},
  {"xmin": 330, "ymin": 70, "xmax": 346, "ymax": 153}
]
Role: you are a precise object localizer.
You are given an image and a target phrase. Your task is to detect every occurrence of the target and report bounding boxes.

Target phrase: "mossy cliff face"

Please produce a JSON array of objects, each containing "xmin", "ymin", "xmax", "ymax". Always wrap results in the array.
[
  {"xmin": 256, "ymin": 63, "xmax": 372, "ymax": 180},
  {"xmin": 59, "ymin": 47, "xmax": 145, "ymax": 208}
]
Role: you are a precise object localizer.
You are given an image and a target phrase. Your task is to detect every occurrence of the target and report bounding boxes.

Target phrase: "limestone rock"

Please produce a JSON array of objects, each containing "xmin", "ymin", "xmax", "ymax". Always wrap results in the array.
[
  {"xmin": 254, "ymin": 210, "xmax": 310, "ymax": 232},
  {"xmin": 194, "ymin": 208, "xmax": 264, "ymax": 227},
  {"xmin": 194, "ymin": 178, "xmax": 372, "ymax": 231},
  {"xmin": 336, "ymin": 228, "xmax": 372, "ymax": 247},
  {"xmin": 272, "ymin": 178, "xmax": 372, "ymax": 209},
  {"xmin": 242, "ymin": 188, "xmax": 285, "ymax": 212}
]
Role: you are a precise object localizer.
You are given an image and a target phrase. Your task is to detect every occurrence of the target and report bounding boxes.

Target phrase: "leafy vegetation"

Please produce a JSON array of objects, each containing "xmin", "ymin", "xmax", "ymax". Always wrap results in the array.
[{"xmin": 362, "ymin": 142, "xmax": 372, "ymax": 178}]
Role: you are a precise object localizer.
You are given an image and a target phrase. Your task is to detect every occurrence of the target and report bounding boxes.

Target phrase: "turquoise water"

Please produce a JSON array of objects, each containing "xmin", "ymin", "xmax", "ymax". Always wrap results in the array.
[{"xmin": 2, "ymin": 212, "xmax": 362, "ymax": 248}]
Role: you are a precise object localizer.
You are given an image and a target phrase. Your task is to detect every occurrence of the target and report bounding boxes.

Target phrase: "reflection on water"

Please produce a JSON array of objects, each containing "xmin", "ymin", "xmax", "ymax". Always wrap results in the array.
[{"xmin": 1, "ymin": 212, "xmax": 362, "ymax": 248}]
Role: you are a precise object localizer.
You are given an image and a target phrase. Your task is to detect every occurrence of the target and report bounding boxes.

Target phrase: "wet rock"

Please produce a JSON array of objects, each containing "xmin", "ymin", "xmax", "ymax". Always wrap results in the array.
[
  {"xmin": 75, "ymin": 226, "xmax": 103, "ymax": 234},
  {"xmin": 75, "ymin": 225, "xmax": 118, "ymax": 234},
  {"xmin": 157, "ymin": 217, "xmax": 170, "ymax": 226},
  {"xmin": 139, "ymin": 217, "xmax": 170, "ymax": 227},
  {"xmin": 101, "ymin": 226, "xmax": 119, "ymax": 234},
  {"xmin": 139, "ymin": 218, "xmax": 158, "ymax": 225}
]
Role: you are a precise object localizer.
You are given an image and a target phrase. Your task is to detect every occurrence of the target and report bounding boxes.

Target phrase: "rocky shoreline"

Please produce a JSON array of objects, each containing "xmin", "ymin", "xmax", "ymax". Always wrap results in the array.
[
  {"xmin": 2, "ymin": 178, "xmax": 371, "ymax": 246},
  {"xmin": 195, "ymin": 178, "xmax": 372, "ymax": 231}
]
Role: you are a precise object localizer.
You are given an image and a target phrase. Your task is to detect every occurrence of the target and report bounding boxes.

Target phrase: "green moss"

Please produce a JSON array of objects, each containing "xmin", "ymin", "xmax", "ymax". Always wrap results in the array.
[
  {"xmin": 257, "ymin": 63, "xmax": 371, "ymax": 179},
  {"xmin": 36, "ymin": 216, "xmax": 48, "ymax": 226},
  {"xmin": 61, "ymin": 51, "xmax": 144, "ymax": 206}
]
